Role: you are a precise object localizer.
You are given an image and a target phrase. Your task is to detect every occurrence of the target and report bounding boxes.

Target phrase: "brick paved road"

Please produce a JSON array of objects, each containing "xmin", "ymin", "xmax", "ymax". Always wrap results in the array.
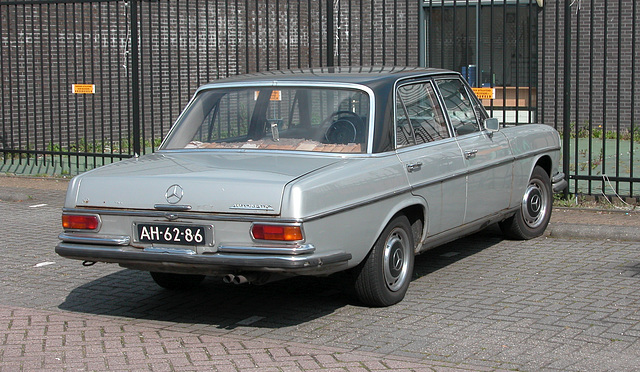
[{"xmin": 1, "ymin": 187, "xmax": 639, "ymax": 371}]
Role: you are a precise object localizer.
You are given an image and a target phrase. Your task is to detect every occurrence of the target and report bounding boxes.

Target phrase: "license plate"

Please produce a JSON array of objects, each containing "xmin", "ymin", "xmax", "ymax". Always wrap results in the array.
[{"xmin": 136, "ymin": 223, "xmax": 211, "ymax": 246}]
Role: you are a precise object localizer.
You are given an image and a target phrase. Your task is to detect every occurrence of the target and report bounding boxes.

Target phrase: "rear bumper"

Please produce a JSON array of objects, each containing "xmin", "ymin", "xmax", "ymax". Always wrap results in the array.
[{"xmin": 55, "ymin": 242, "xmax": 352, "ymax": 273}]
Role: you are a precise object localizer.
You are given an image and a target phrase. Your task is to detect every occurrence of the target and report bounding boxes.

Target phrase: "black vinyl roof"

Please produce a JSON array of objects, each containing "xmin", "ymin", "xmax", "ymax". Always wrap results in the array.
[{"xmin": 200, "ymin": 66, "xmax": 455, "ymax": 90}]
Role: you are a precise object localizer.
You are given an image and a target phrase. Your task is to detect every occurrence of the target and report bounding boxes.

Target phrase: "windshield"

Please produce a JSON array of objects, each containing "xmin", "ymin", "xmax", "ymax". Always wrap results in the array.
[{"xmin": 162, "ymin": 86, "xmax": 371, "ymax": 154}]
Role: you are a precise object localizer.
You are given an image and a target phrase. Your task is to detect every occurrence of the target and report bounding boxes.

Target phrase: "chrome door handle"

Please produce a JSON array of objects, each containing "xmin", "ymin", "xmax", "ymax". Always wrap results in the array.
[
  {"xmin": 406, "ymin": 162, "xmax": 423, "ymax": 172},
  {"xmin": 464, "ymin": 149, "xmax": 478, "ymax": 159}
]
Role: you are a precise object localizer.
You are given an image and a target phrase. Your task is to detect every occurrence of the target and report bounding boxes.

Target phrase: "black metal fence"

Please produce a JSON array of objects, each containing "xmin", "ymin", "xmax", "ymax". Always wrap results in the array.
[
  {"xmin": 1, "ymin": 0, "xmax": 639, "ymax": 198},
  {"xmin": 0, "ymin": 0, "xmax": 418, "ymax": 175}
]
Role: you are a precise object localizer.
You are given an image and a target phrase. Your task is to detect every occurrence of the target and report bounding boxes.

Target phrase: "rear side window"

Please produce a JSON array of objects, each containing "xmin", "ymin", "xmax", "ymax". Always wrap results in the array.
[
  {"xmin": 436, "ymin": 78, "xmax": 481, "ymax": 136},
  {"xmin": 395, "ymin": 81, "xmax": 449, "ymax": 149}
]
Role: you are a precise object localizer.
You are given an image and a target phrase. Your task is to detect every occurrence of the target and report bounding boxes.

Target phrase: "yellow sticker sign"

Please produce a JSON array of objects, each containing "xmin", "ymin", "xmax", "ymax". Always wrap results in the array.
[
  {"xmin": 72, "ymin": 84, "xmax": 96, "ymax": 94},
  {"xmin": 472, "ymin": 87, "xmax": 495, "ymax": 100}
]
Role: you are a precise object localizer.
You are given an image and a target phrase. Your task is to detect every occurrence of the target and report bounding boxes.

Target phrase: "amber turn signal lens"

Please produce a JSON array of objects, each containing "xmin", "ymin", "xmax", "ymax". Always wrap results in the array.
[
  {"xmin": 62, "ymin": 215, "xmax": 100, "ymax": 230},
  {"xmin": 251, "ymin": 224, "xmax": 302, "ymax": 241}
]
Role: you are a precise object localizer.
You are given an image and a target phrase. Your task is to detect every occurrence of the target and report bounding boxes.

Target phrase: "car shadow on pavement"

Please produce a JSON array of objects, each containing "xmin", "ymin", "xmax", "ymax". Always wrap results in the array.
[
  {"xmin": 58, "ymin": 226, "xmax": 506, "ymax": 329},
  {"xmin": 58, "ymin": 268, "xmax": 351, "ymax": 329},
  {"xmin": 412, "ymin": 225, "xmax": 505, "ymax": 279}
]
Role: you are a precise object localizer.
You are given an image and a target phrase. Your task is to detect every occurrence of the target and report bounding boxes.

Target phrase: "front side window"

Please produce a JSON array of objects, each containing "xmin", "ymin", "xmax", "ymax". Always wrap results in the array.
[
  {"xmin": 436, "ymin": 78, "xmax": 481, "ymax": 136},
  {"xmin": 395, "ymin": 82, "xmax": 449, "ymax": 149},
  {"xmin": 162, "ymin": 87, "xmax": 370, "ymax": 154}
]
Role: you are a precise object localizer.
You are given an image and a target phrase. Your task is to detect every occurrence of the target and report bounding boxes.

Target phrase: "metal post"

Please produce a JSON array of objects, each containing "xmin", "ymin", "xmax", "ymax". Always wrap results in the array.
[
  {"xmin": 130, "ymin": 0, "xmax": 141, "ymax": 156},
  {"xmin": 326, "ymin": 0, "xmax": 334, "ymax": 67},
  {"xmin": 562, "ymin": 0, "xmax": 571, "ymax": 198}
]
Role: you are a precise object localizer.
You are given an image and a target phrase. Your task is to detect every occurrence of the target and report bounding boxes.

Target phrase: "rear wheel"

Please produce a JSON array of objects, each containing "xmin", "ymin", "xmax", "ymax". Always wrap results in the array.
[
  {"xmin": 150, "ymin": 272, "xmax": 205, "ymax": 290},
  {"xmin": 500, "ymin": 165, "xmax": 552, "ymax": 240},
  {"xmin": 353, "ymin": 215, "xmax": 414, "ymax": 307}
]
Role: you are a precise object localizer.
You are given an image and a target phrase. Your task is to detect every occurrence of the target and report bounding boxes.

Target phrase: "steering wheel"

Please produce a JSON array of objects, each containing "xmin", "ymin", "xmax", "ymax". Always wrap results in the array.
[{"xmin": 322, "ymin": 111, "xmax": 364, "ymax": 144}]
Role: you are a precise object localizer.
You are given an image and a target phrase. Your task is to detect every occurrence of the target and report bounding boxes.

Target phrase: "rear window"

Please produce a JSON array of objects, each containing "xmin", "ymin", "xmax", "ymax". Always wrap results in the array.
[{"xmin": 162, "ymin": 86, "xmax": 371, "ymax": 154}]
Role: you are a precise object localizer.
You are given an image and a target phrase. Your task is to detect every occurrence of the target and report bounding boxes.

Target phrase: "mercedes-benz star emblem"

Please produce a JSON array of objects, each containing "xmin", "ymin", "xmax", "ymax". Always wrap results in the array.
[
  {"xmin": 530, "ymin": 194, "xmax": 541, "ymax": 213},
  {"xmin": 392, "ymin": 249, "xmax": 403, "ymax": 271},
  {"xmin": 165, "ymin": 184, "xmax": 184, "ymax": 204}
]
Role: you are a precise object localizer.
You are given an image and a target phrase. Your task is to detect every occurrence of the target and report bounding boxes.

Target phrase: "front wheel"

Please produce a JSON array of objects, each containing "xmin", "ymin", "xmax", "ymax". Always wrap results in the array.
[
  {"xmin": 353, "ymin": 215, "xmax": 415, "ymax": 307},
  {"xmin": 500, "ymin": 165, "xmax": 552, "ymax": 240},
  {"xmin": 150, "ymin": 272, "xmax": 206, "ymax": 290}
]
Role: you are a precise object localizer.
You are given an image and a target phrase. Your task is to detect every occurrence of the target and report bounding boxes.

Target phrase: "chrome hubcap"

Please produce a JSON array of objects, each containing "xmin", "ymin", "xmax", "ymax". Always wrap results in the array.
[
  {"xmin": 521, "ymin": 179, "xmax": 548, "ymax": 228},
  {"xmin": 383, "ymin": 227, "xmax": 411, "ymax": 292}
]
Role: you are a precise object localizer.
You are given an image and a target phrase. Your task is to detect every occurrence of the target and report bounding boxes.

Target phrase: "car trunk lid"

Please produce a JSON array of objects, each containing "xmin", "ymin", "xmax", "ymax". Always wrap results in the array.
[{"xmin": 70, "ymin": 152, "xmax": 339, "ymax": 215}]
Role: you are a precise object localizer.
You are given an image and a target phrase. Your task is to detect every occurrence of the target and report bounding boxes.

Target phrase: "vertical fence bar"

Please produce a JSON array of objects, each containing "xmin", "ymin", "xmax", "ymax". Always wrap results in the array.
[
  {"xmin": 393, "ymin": 0, "xmax": 397, "ymax": 65},
  {"xmin": 632, "ymin": 0, "xmax": 637, "ymax": 196},
  {"xmin": 286, "ymin": 1, "xmax": 291, "ymax": 69},
  {"xmin": 553, "ymin": 1, "xmax": 559, "ymax": 131},
  {"xmin": 562, "ymin": 0, "xmax": 571, "ymax": 199},
  {"xmin": 348, "ymin": 0, "xmax": 352, "ymax": 66},
  {"xmin": 359, "ymin": 0, "xmax": 363, "ymax": 65},
  {"xmin": 16, "ymin": 5, "xmax": 23, "ymax": 165},
  {"xmin": 588, "ymin": 0, "xmax": 594, "ymax": 194},
  {"xmin": 31, "ymin": 5, "xmax": 39, "ymax": 166},
  {"xmin": 146, "ymin": 1, "xmax": 155, "ymax": 152},
  {"xmin": 573, "ymin": 0, "xmax": 580, "ymax": 195},
  {"xmin": 405, "ymin": 0, "xmax": 409, "ymax": 64},
  {"xmin": 602, "ymin": 0, "xmax": 608, "ymax": 194},
  {"xmin": 276, "ymin": 0, "xmax": 281, "ymax": 69},
  {"xmin": 615, "ymin": 0, "xmax": 622, "ymax": 193},
  {"xmin": 540, "ymin": 1, "xmax": 545, "ymax": 128},
  {"xmin": 327, "ymin": 0, "xmax": 334, "ymax": 67},
  {"xmin": 489, "ymin": 0, "xmax": 494, "ymax": 117},
  {"xmin": 528, "ymin": 1, "xmax": 533, "ymax": 124},
  {"xmin": 130, "ymin": 0, "xmax": 140, "ymax": 156},
  {"xmin": 318, "ymin": 0, "xmax": 323, "ymax": 67},
  {"xmin": 1, "ymin": 4, "xmax": 4, "ymax": 161},
  {"xmin": 514, "ymin": 1, "xmax": 520, "ymax": 125},
  {"xmin": 266, "ymin": 0, "xmax": 270, "ymax": 71}
]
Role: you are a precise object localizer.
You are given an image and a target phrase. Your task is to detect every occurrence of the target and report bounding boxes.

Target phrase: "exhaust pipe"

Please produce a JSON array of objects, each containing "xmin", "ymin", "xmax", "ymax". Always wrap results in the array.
[
  {"xmin": 222, "ymin": 274, "xmax": 235, "ymax": 284},
  {"xmin": 232, "ymin": 273, "xmax": 258, "ymax": 285},
  {"xmin": 223, "ymin": 272, "xmax": 283, "ymax": 285}
]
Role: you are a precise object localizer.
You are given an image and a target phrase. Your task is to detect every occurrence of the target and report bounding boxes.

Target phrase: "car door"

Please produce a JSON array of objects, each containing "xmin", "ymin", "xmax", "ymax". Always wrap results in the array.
[
  {"xmin": 435, "ymin": 78, "xmax": 513, "ymax": 224},
  {"xmin": 394, "ymin": 80, "xmax": 466, "ymax": 236}
]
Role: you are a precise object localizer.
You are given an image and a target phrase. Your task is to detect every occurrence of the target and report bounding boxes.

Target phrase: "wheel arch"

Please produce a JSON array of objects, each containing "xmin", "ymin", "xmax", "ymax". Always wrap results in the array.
[
  {"xmin": 377, "ymin": 200, "xmax": 426, "ymax": 255},
  {"xmin": 534, "ymin": 155, "xmax": 552, "ymax": 177}
]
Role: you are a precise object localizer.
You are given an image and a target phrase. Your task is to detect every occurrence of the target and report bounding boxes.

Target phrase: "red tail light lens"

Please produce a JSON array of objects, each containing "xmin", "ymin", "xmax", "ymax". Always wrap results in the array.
[
  {"xmin": 251, "ymin": 224, "xmax": 303, "ymax": 241},
  {"xmin": 62, "ymin": 214, "xmax": 100, "ymax": 230}
]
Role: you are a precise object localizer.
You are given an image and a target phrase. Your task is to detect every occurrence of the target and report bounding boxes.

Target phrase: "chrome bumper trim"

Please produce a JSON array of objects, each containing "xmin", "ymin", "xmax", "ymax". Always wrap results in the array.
[
  {"xmin": 218, "ymin": 244, "xmax": 315, "ymax": 255},
  {"xmin": 143, "ymin": 247, "xmax": 197, "ymax": 255},
  {"xmin": 55, "ymin": 243, "xmax": 351, "ymax": 270},
  {"xmin": 58, "ymin": 232, "xmax": 131, "ymax": 246},
  {"xmin": 552, "ymin": 172, "xmax": 568, "ymax": 193}
]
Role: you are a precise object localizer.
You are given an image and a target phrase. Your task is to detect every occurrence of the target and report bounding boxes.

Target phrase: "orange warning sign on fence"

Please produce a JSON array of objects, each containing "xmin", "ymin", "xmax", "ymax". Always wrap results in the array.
[
  {"xmin": 72, "ymin": 84, "xmax": 96, "ymax": 94},
  {"xmin": 471, "ymin": 87, "xmax": 495, "ymax": 100}
]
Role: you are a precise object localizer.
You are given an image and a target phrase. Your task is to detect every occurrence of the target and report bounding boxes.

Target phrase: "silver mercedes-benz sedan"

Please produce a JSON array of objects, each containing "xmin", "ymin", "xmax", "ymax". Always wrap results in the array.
[{"xmin": 56, "ymin": 67, "xmax": 566, "ymax": 306}]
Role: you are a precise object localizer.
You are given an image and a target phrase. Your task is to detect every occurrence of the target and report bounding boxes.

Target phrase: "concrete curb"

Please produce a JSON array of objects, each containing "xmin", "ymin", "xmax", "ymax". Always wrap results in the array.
[{"xmin": 548, "ymin": 223, "xmax": 640, "ymax": 242}]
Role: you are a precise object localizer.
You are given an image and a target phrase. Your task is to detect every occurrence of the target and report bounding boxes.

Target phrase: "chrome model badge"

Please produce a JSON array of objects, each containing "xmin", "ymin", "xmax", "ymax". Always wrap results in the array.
[
  {"xmin": 230, "ymin": 203, "xmax": 274, "ymax": 211},
  {"xmin": 165, "ymin": 184, "xmax": 184, "ymax": 204}
]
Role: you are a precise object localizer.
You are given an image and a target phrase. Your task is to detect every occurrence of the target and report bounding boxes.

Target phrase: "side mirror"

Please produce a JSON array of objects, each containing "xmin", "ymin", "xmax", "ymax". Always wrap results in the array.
[{"xmin": 484, "ymin": 118, "xmax": 500, "ymax": 132}]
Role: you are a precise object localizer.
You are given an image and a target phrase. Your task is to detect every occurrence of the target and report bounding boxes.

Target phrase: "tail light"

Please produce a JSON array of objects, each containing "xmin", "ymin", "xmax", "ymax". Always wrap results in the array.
[
  {"xmin": 62, "ymin": 214, "xmax": 100, "ymax": 230},
  {"xmin": 251, "ymin": 224, "xmax": 303, "ymax": 242}
]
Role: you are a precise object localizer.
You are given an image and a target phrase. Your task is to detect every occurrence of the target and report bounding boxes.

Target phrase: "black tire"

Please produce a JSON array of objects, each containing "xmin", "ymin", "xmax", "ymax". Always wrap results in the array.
[
  {"xmin": 150, "ymin": 272, "xmax": 205, "ymax": 290},
  {"xmin": 353, "ymin": 215, "xmax": 415, "ymax": 307},
  {"xmin": 500, "ymin": 165, "xmax": 553, "ymax": 240}
]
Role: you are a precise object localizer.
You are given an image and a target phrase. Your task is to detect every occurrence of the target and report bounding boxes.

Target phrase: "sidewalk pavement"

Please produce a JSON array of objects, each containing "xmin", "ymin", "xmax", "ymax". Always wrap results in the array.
[
  {"xmin": 1, "ymin": 175, "xmax": 639, "ymax": 371},
  {"xmin": 1, "ymin": 175, "xmax": 638, "ymax": 242}
]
